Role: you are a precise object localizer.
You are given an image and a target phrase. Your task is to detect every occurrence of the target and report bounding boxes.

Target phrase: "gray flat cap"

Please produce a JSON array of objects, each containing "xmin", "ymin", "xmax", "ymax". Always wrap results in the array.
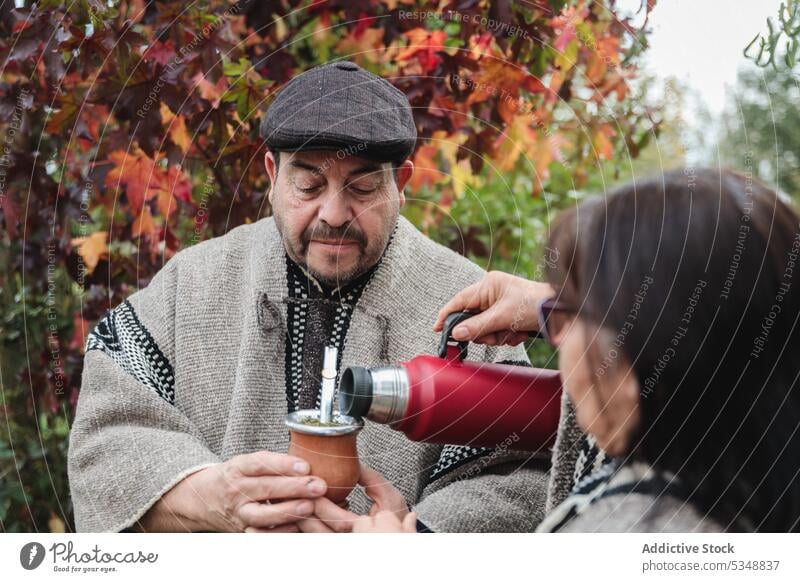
[{"xmin": 260, "ymin": 61, "xmax": 417, "ymax": 164}]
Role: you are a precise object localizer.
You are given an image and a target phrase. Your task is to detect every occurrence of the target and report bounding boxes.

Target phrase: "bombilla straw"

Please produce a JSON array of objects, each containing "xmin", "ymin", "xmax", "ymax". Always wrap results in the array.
[{"xmin": 319, "ymin": 346, "xmax": 338, "ymax": 423}]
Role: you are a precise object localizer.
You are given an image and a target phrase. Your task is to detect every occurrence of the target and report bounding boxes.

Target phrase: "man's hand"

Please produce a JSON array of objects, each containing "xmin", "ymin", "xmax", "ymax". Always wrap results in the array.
[
  {"xmin": 434, "ymin": 271, "xmax": 553, "ymax": 346},
  {"xmin": 298, "ymin": 464, "xmax": 410, "ymax": 533},
  {"xmin": 136, "ymin": 451, "xmax": 327, "ymax": 532}
]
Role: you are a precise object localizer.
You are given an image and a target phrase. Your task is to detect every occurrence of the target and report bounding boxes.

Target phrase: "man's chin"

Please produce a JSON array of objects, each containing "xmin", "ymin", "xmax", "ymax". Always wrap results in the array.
[
  {"xmin": 305, "ymin": 256, "xmax": 362, "ymax": 288},
  {"xmin": 310, "ymin": 268, "xmax": 361, "ymax": 288}
]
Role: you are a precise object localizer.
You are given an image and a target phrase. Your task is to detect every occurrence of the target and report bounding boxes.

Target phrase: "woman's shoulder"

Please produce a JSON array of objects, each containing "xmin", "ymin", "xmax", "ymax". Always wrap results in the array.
[
  {"xmin": 540, "ymin": 461, "xmax": 727, "ymax": 533},
  {"xmin": 557, "ymin": 492, "xmax": 726, "ymax": 533}
]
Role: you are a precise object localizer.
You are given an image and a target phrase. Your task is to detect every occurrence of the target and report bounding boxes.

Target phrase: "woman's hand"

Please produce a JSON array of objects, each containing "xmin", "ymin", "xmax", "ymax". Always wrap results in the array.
[
  {"xmin": 352, "ymin": 510, "xmax": 417, "ymax": 533},
  {"xmin": 434, "ymin": 271, "xmax": 553, "ymax": 346},
  {"xmin": 359, "ymin": 464, "xmax": 409, "ymax": 517},
  {"xmin": 297, "ymin": 464, "xmax": 410, "ymax": 533}
]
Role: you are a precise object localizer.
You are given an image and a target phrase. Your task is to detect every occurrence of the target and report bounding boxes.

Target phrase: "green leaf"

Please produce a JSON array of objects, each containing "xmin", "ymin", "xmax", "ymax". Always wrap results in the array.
[
  {"xmin": 222, "ymin": 57, "xmax": 253, "ymax": 77},
  {"xmin": 54, "ymin": 416, "xmax": 70, "ymax": 438}
]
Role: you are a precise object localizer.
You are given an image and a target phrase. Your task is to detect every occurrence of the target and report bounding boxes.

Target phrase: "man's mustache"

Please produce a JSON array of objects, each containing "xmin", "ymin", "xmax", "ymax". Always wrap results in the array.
[{"xmin": 301, "ymin": 223, "xmax": 367, "ymax": 249}]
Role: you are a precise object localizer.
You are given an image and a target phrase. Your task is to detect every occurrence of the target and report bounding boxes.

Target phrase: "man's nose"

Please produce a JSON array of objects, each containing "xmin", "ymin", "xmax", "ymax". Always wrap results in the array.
[{"xmin": 317, "ymin": 189, "xmax": 354, "ymax": 228}]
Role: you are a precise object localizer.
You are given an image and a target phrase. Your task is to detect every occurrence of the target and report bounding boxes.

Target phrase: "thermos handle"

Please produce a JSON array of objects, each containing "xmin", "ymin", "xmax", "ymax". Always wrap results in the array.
[
  {"xmin": 437, "ymin": 311, "xmax": 475, "ymax": 361},
  {"xmin": 437, "ymin": 310, "xmax": 546, "ymax": 361}
]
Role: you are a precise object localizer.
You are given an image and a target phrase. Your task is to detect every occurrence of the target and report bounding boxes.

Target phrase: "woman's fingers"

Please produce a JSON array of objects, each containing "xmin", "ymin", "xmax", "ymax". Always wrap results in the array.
[
  {"xmin": 297, "ymin": 517, "xmax": 337, "ymax": 533},
  {"xmin": 433, "ymin": 282, "xmax": 481, "ymax": 331},
  {"xmin": 358, "ymin": 464, "xmax": 386, "ymax": 490},
  {"xmin": 243, "ymin": 505, "xmax": 417, "ymax": 534},
  {"xmin": 351, "ymin": 515, "xmax": 377, "ymax": 533},
  {"xmin": 402, "ymin": 512, "xmax": 418, "ymax": 533},
  {"xmin": 312, "ymin": 497, "xmax": 358, "ymax": 532},
  {"xmin": 360, "ymin": 510, "xmax": 413, "ymax": 533},
  {"xmin": 434, "ymin": 272, "xmax": 553, "ymax": 340},
  {"xmin": 450, "ymin": 308, "xmax": 508, "ymax": 341},
  {"xmin": 358, "ymin": 464, "xmax": 409, "ymax": 516},
  {"xmin": 244, "ymin": 523, "xmax": 301, "ymax": 533},
  {"xmin": 358, "ymin": 464, "xmax": 394, "ymax": 505}
]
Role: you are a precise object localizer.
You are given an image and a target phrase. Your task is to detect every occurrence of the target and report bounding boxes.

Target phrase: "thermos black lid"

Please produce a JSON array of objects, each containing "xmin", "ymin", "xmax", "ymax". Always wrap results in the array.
[{"xmin": 338, "ymin": 367, "xmax": 373, "ymax": 419}]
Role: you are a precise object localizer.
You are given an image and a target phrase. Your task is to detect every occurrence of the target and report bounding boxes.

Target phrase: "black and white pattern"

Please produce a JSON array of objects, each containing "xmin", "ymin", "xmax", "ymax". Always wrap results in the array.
[
  {"xmin": 285, "ymin": 264, "xmax": 311, "ymax": 409},
  {"xmin": 533, "ymin": 433, "xmax": 620, "ymax": 531},
  {"xmin": 572, "ymin": 432, "xmax": 615, "ymax": 488},
  {"xmin": 429, "ymin": 444, "xmax": 492, "ymax": 481},
  {"xmin": 313, "ymin": 295, "xmax": 359, "ymax": 409},
  {"xmin": 86, "ymin": 300, "xmax": 176, "ymax": 404},
  {"xmin": 537, "ymin": 458, "xmax": 620, "ymax": 532},
  {"xmin": 537, "ymin": 459, "xmax": 691, "ymax": 532},
  {"xmin": 284, "ymin": 256, "xmax": 375, "ymax": 412}
]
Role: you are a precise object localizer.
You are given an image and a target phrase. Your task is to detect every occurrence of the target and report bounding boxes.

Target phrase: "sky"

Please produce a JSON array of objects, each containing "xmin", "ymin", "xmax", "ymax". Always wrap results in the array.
[{"xmin": 620, "ymin": 0, "xmax": 784, "ymax": 116}]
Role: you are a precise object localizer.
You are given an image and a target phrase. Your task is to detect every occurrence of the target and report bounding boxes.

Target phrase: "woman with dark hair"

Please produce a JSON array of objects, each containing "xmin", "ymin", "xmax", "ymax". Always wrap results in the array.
[{"xmin": 348, "ymin": 168, "xmax": 800, "ymax": 532}]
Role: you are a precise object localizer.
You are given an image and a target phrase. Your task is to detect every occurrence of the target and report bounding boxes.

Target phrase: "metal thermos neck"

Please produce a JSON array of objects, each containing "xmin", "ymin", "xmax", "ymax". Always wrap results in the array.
[
  {"xmin": 367, "ymin": 366, "xmax": 410, "ymax": 424},
  {"xmin": 339, "ymin": 365, "xmax": 410, "ymax": 424}
]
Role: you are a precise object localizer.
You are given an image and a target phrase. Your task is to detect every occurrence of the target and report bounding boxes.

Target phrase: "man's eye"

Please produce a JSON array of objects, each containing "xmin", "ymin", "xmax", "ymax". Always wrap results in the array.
[
  {"xmin": 348, "ymin": 182, "xmax": 379, "ymax": 194},
  {"xmin": 297, "ymin": 184, "xmax": 322, "ymax": 193}
]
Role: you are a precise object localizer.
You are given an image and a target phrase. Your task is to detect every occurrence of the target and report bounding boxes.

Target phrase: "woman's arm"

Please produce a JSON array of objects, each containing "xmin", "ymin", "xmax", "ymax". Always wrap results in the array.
[{"xmin": 433, "ymin": 271, "xmax": 552, "ymax": 346}]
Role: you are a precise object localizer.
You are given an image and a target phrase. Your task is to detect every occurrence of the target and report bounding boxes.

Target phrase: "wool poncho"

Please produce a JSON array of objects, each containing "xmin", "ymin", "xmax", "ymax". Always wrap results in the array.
[{"xmin": 68, "ymin": 216, "xmax": 554, "ymax": 532}]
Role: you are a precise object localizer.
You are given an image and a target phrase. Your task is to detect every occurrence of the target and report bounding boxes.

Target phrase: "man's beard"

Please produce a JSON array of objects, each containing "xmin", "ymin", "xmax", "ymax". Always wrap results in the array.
[{"xmin": 278, "ymin": 219, "xmax": 392, "ymax": 288}]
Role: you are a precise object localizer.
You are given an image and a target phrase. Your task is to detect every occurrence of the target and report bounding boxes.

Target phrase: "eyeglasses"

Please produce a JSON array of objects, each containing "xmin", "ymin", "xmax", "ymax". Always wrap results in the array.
[{"xmin": 536, "ymin": 297, "xmax": 575, "ymax": 346}]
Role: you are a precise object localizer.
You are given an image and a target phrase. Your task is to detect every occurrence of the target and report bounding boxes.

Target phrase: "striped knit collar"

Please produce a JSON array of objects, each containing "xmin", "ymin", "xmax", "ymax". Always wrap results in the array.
[
  {"xmin": 537, "ymin": 460, "xmax": 689, "ymax": 532},
  {"xmin": 283, "ymin": 225, "xmax": 399, "ymax": 412}
]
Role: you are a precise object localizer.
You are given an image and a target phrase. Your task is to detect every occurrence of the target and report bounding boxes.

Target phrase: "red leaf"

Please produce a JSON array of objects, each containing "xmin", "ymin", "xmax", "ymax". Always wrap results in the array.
[
  {"xmin": 554, "ymin": 25, "xmax": 576, "ymax": 53},
  {"xmin": 398, "ymin": 30, "xmax": 447, "ymax": 73},
  {"xmin": 1, "ymin": 190, "xmax": 19, "ymax": 237},
  {"xmin": 163, "ymin": 166, "xmax": 193, "ymax": 203},
  {"xmin": 143, "ymin": 40, "xmax": 176, "ymax": 66},
  {"xmin": 69, "ymin": 313, "xmax": 90, "ymax": 352},
  {"xmin": 104, "ymin": 149, "xmax": 162, "ymax": 212}
]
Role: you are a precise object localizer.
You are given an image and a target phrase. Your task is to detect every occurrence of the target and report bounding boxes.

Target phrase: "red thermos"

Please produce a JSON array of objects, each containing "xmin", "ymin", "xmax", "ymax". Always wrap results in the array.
[{"xmin": 339, "ymin": 312, "xmax": 562, "ymax": 451}]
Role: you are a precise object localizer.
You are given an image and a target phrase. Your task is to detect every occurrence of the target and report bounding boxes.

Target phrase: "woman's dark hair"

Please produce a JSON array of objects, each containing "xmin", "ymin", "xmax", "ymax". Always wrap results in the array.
[{"xmin": 546, "ymin": 168, "xmax": 800, "ymax": 532}]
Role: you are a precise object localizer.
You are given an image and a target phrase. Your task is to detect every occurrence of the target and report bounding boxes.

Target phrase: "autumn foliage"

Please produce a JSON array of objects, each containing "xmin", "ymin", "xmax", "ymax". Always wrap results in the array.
[{"xmin": 0, "ymin": 0, "xmax": 656, "ymax": 531}]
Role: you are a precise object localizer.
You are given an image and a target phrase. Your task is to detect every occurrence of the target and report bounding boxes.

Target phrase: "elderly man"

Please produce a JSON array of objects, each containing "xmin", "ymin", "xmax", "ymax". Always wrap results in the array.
[{"xmin": 68, "ymin": 61, "xmax": 550, "ymax": 533}]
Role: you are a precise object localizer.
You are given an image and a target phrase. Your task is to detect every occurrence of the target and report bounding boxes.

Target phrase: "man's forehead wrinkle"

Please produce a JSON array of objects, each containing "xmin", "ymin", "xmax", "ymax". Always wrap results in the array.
[
  {"xmin": 287, "ymin": 160, "xmax": 322, "ymax": 174},
  {"xmin": 350, "ymin": 165, "xmax": 386, "ymax": 180},
  {"xmin": 288, "ymin": 151, "xmax": 389, "ymax": 181}
]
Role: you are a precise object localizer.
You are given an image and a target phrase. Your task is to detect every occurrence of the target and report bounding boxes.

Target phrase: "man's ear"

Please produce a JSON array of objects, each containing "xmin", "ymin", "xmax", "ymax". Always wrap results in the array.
[
  {"xmin": 265, "ymin": 151, "xmax": 277, "ymax": 204},
  {"xmin": 393, "ymin": 159, "xmax": 414, "ymax": 208}
]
